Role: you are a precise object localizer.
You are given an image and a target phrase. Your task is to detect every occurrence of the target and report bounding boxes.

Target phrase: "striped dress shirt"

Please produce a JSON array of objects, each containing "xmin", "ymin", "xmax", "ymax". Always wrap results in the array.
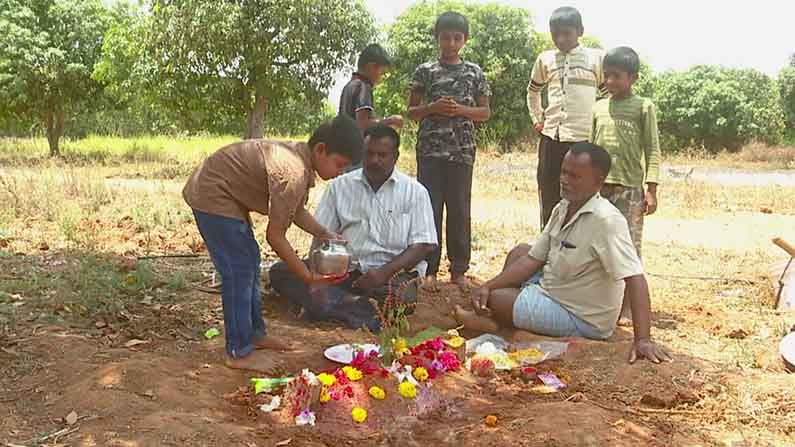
[
  {"xmin": 527, "ymin": 46, "xmax": 606, "ymax": 143},
  {"xmin": 314, "ymin": 168, "xmax": 438, "ymax": 276}
]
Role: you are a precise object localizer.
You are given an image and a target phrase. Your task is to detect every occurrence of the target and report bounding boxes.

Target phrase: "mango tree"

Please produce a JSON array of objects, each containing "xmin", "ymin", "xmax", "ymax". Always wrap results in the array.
[{"xmin": 0, "ymin": 0, "xmax": 111, "ymax": 156}]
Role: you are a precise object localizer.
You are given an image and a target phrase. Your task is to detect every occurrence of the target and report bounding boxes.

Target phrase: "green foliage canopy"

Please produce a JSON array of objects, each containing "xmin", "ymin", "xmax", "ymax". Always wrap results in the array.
[
  {"xmin": 97, "ymin": 0, "xmax": 375, "ymax": 139},
  {"xmin": 651, "ymin": 65, "xmax": 784, "ymax": 151},
  {"xmin": 0, "ymin": 0, "xmax": 112, "ymax": 155}
]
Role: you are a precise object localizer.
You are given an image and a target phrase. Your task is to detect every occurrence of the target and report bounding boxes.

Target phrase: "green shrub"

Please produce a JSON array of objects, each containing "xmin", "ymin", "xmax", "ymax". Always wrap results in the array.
[{"xmin": 652, "ymin": 65, "xmax": 784, "ymax": 152}]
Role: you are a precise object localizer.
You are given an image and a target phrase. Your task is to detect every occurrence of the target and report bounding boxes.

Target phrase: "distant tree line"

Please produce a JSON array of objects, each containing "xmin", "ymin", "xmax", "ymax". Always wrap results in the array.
[{"xmin": 1, "ymin": 0, "xmax": 793, "ymax": 156}]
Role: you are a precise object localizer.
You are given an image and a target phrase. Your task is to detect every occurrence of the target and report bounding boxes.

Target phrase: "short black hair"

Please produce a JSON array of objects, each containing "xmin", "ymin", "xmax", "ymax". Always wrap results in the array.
[
  {"xmin": 364, "ymin": 125, "xmax": 400, "ymax": 155},
  {"xmin": 569, "ymin": 142, "xmax": 611, "ymax": 177},
  {"xmin": 308, "ymin": 115, "xmax": 363, "ymax": 163},
  {"xmin": 357, "ymin": 44, "xmax": 391, "ymax": 71},
  {"xmin": 434, "ymin": 11, "xmax": 469, "ymax": 38},
  {"xmin": 549, "ymin": 6, "xmax": 583, "ymax": 33},
  {"xmin": 604, "ymin": 46, "xmax": 641, "ymax": 75}
]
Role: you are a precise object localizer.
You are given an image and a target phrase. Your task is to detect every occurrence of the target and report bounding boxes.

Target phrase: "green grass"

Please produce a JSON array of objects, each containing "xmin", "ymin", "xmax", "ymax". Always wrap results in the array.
[{"xmin": 0, "ymin": 135, "xmax": 240, "ymax": 164}]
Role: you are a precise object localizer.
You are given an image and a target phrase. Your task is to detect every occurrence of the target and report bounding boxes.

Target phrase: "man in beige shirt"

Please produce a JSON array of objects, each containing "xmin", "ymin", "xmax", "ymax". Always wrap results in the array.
[
  {"xmin": 183, "ymin": 115, "xmax": 363, "ymax": 372},
  {"xmin": 455, "ymin": 142, "xmax": 670, "ymax": 363}
]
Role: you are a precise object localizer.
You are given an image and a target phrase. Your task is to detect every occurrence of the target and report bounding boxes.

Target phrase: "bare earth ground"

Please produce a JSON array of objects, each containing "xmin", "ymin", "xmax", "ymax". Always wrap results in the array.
[{"xmin": 2, "ymin": 150, "xmax": 795, "ymax": 446}]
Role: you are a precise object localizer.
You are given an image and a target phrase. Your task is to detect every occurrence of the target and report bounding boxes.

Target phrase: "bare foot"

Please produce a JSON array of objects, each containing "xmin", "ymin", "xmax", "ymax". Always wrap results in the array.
[
  {"xmin": 254, "ymin": 335, "xmax": 293, "ymax": 352},
  {"xmin": 453, "ymin": 304, "xmax": 499, "ymax": 333},
  {"xmin": 452, "ymin": 274, "xmax": 472, "ymax": 291},
  {"xmin": 617, "ymin": 316, "xmax": 633, "ymax": 327},
  {"xmin": 224, "ymin": 351, "xmax": 285, "ymax": 374},
  {"xmin": 422, "ymin": 275, "xmax": 440, "ymax": 292}
]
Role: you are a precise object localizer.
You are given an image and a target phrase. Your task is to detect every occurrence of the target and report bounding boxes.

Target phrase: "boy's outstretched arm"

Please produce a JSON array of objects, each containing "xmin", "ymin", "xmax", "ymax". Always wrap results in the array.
[
  {"xmin": 293, "ymin": 206, "xmax": 336, "ymax": 241},
  {"xmin": 266, "ymin": 220, "xmax": 312, "ymax": 283},
  {"xmin": 267, "ymin": 218, "xmax": 338, "ymax": 286}
]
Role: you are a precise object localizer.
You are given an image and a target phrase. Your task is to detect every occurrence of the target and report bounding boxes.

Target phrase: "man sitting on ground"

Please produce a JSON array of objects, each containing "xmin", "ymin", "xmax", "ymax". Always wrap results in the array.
[
  {"xmin": 454, "ymin": 142, "xmax": 671, "ymax": 363},
  {"xmin": 270, "ymin": 125, "xmax": 438, "ymax": 330}
]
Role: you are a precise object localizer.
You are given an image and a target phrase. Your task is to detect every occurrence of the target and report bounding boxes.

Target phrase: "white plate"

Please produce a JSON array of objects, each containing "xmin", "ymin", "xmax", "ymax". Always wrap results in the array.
[
  {"xmin": 780, "ymin": 332, "xmax": 795, "ymax": 370},
  {"xmin": 323, "ymin": 343, "xmax": 380, "ymax": 364}
]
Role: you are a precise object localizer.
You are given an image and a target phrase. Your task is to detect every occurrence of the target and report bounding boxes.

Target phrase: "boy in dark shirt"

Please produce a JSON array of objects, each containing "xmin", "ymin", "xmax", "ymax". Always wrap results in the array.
[
  {"xmin": 407, "ymin": 11, "xmax": 491, "ymax": 290},
  {"xmin": 339, "ymin": 43, "xmax": 404, "ymax": 132}
]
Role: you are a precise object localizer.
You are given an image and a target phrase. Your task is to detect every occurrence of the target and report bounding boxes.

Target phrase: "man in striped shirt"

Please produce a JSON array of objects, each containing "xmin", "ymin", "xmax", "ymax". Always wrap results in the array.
[
  {"xmin": 269, "ymin": 125, "xmax": 438, "ymax": 331},
  {"xmin": 527, "ymin": 6, "xmax": 605, "ymax": 229}
]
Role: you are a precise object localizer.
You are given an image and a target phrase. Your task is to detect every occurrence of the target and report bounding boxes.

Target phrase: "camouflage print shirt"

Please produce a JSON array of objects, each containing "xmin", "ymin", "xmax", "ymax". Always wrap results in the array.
[{"xmin": 410, "ymin": 60, "xmax": 491, "ymax": 166}]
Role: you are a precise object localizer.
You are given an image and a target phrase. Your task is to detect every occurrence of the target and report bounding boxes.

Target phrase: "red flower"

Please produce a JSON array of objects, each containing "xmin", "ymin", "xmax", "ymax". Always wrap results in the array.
[
  {"xmin": 344, "ymin": 385, "xmax": 354, "ymax": 398},
  {"xmin": 334, "ymin": 368, "xmax": 350, "ymax": 386},
  {"xmin": 423, "ymin": 350, "xmax": 436, "ymax": 360},
  {"xmin": 331, "ymin": 391, "xmax": 341, "ymax": 401}
]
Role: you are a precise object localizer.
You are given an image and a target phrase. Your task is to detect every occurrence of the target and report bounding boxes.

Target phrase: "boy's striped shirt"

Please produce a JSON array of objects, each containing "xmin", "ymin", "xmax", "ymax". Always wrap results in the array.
[{"xmin": 527, "ymin": 46, "xmax": 606, "ymax": 143}]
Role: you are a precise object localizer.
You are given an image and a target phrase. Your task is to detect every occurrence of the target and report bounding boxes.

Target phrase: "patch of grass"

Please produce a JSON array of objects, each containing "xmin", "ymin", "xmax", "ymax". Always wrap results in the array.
[{"xmin": 665, "ymin": 142, "xmax": 795, "ymax": 170}]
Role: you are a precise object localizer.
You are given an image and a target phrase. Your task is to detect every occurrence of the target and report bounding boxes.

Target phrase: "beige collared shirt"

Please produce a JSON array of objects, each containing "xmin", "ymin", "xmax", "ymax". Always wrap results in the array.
[
  {"xmin": 529, "ymin": 193, "xmax": 644, "ymax": 334},
  {"xmin": 527, "ymin": 46, "xmax": 605, "ymax": 143},
  {"xmin": 183, "ymin": 139, "xmax": 315, "ymax": 228}
]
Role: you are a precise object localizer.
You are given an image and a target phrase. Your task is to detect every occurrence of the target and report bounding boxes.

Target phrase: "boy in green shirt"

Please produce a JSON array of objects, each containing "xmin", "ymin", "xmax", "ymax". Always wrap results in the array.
[{"xmin": 590, "ymin": 46, "xmax": 661, "ymax": 326}]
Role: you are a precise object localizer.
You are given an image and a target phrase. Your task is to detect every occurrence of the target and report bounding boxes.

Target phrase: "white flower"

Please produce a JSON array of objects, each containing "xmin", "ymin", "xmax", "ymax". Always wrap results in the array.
[
  {"xmin": 388, "ymin": 361, "xmax": 418, "ymax": 385},
  {"xmin": 258, "ymin": 396, "xmax": 281, "ymax": 413},
  {"xmin": 295, "ymin": 409, "xmax": 316, "ymax": 426},
  {"xmin": 300, "ymin": 369, "xmax": 319, "ymax": 386}
]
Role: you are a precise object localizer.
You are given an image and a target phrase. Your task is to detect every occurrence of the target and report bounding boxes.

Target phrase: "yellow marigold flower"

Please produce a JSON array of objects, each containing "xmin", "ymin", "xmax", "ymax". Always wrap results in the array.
[
  {"xmin": 342, "ymin": 366, "xmax": 363, "ymax": 381},
  {"xmin": 319, "ymin": 388, "xmax": 331, "ymax": 403},
  {"xmin": 368, "ymin": 386, "xmax": 386, "ymax": 400},
  {"xmin": 413, "ymin": 367, "xmax": 429, "ymax": 382},
  {"xmin": 398, "ymin": 381, "xmax": 417, "ymax": 399},
  {"xmin": 393, "ymin": 337, "xmax": 410, "ymax": 359},
  {"xmin": 317, "ymin": 373, "xmax": 336, "ymax": 387},
  {"xmin": 351, "ymin": 406, "xmax": 368, "ymax": 423}
]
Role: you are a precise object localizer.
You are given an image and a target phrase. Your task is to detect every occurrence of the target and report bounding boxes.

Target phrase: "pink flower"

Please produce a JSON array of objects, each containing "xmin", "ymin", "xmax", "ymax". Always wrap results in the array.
[
  {"xmin": 439, "ymin": 351, "xmax": 461, "ymax": 371},
  {"xmin": 428, "ymin": 337, "xmax": 444, "ymax": 351}
]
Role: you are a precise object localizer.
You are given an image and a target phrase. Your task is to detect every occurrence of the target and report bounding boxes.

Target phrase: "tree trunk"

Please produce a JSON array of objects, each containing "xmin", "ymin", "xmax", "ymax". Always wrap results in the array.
[
  {"xmin": 46, "ymin": 109, "xmax": 64, "ymax": 157},
  {"xmin": 245, "ymin": 90, "xmax": 267, "ymax": 139}
]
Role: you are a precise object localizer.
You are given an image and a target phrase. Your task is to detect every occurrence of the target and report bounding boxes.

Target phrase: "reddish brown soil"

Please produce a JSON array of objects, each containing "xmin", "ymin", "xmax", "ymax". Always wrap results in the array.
[{"xmin": 1, "ymin": 257, "xmax": 720, "ymax": 446}]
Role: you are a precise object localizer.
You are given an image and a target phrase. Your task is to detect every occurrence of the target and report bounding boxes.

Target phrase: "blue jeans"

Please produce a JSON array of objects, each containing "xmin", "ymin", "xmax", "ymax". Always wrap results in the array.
[
  {"xmin": 514, "ymin": 272, "xmax": 610, "ymax": 340},
  {"xmin": 193, "ymin": 210, "xmax": 265, "ymax": 358}
]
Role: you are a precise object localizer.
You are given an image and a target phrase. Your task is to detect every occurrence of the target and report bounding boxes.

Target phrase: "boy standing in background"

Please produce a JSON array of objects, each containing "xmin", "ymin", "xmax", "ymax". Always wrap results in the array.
[
  {"xmin": 590, "ymin": 46, "xmax": 661, "ymax": 326},
  {"xmin": 339, "ymin": 43, "xmax": 404, "ymax": 132},
  {"xmin": 527, "ymin": 6, "xmax": 605, "ymax": 228},
  {"xmin": 408, "ymin": 11, "xmax": 491, "ymax": 290}
]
